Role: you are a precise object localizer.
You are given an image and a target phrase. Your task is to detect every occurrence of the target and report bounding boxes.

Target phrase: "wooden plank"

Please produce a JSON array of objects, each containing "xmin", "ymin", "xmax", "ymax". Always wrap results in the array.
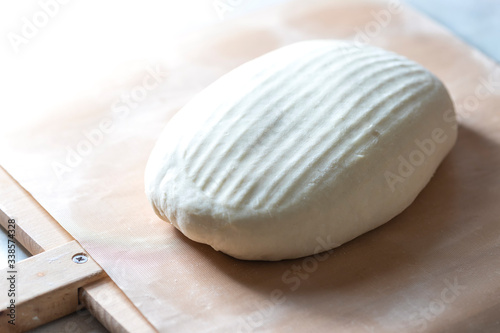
[
  {"xmin": 0, "ymin": 167, "xmax": 157, "ymax": 332},
  {"xmin": 0, "ymin": 240, "xmax": 105, "ymax": 332},
  {"xmin": 0, "ymin": 167, "xmax": 73, "ymax": 254},
  {"xmin": 80, "ymin": 279, "xmax": 158, "ymax": 333}
]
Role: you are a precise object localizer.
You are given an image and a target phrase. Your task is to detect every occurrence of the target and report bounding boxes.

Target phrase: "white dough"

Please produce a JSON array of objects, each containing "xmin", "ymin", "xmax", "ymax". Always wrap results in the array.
[{"xmin": 145, "ymin": 40, "xmax": 457, "ymax": 260}]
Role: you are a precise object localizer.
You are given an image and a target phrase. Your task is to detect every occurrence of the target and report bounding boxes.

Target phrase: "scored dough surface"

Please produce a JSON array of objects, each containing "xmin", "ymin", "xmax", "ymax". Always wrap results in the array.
[{"xmin": 145, "ymin": 40, "xmax": 457, "ymax": 260}]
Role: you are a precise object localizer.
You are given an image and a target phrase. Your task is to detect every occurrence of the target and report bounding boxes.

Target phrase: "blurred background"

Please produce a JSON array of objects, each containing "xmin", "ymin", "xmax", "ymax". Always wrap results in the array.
[{"xmin": 0, "ymin": 0, "xmax": 498, "ymax": 126}]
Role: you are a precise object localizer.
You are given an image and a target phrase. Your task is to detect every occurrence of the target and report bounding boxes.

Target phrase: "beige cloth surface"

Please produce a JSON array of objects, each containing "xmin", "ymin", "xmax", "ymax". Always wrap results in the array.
[{"xmin": 1, "ymin": 0, "xmax": 500, "ymax": 331}]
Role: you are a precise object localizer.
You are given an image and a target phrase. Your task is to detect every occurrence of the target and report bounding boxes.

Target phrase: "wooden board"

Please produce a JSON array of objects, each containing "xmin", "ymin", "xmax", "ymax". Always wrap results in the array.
[
  {"xmin": 0, "ymin": 167, "xmax": 157, "ymax": 332},
  {"xmin": 1, "ymin": 0, "xmax": 500, "ymax": 331}
]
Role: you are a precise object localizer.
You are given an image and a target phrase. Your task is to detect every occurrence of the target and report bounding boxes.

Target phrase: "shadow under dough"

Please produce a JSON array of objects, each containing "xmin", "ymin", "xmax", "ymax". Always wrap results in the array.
[{"xmin": 174, "ymin": 124, "xmax": 500, "ymax": 316}]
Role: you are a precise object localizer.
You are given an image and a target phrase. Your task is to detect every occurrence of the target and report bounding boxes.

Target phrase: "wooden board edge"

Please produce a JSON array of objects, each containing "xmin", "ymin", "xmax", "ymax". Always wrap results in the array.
[{"xmin": 0, "ymin": 166, "xmax": 157, "ymax": 332}]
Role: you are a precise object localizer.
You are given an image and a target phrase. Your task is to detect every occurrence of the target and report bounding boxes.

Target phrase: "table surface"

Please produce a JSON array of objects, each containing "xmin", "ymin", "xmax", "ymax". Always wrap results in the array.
[
  {"xmin": 0, "ymin": 0, "xmax": 498, "ymax": 332},
  {"xmin": 405, "ymin": 0, "xmax": 500, "ymax": 63}
]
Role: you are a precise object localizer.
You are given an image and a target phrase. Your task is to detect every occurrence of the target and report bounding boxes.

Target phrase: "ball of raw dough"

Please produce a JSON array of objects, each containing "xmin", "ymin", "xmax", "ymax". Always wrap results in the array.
[{"xmin": 145, "ymin": 40, "xmax": 457, "ymax": 261}]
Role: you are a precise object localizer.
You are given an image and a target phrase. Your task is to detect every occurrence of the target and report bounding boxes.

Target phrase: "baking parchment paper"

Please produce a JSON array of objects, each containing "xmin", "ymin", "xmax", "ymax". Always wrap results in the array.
[{"xmin": 1, "ymin": 0, "xmax": 500, "ymax": 331}]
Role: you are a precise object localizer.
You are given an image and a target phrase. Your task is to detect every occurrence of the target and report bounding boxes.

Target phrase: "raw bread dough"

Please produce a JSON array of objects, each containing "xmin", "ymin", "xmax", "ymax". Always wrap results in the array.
[{"xmin": 145, "ymin": 40, "xmax": 457, "ymax": 261}]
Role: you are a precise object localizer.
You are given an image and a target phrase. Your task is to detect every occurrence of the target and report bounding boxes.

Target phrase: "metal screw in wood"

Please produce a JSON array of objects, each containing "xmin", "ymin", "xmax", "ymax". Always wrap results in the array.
[{"xmin": 72, "ymin": 253, "xmax": 88, "ymax": 264}]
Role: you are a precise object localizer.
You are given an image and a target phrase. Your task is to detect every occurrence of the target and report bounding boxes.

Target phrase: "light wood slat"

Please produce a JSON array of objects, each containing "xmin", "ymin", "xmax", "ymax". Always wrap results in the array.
[
  {"xmin": 0, "ymin": 240, "xmax": 105, "ymax": 332},
  {"xmin": 0, "ymin": 166, "xmax": 73, "ymax": 254},
  {"xmin": 80, "ymin": 278, "xmax": 158, "ymax": 333},
  {"xmin": 0, "ymin": 167, "xmax": 157, "ymax": 332}
]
